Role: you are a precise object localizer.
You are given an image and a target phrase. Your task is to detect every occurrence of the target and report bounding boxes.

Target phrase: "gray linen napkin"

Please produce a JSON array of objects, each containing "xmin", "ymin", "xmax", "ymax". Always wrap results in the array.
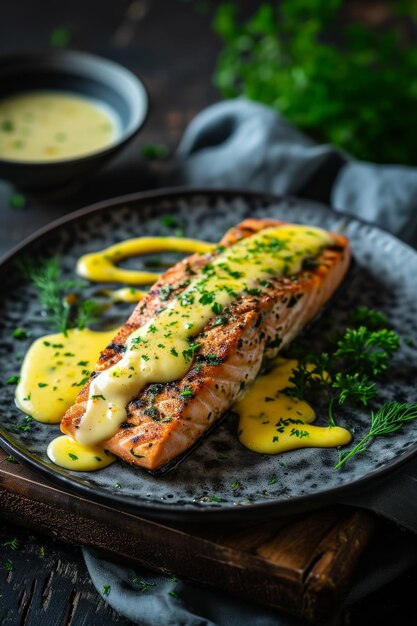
[
  {"xmin": 84, "ymin": 99, "xmax": 417, "ymax": 625},
  {"xmin": 176, "ymin": 99, "xmax": 417, "ymax": 249}
]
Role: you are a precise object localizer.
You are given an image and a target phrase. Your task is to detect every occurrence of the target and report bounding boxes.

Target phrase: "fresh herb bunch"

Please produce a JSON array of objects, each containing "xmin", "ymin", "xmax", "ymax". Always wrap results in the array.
[
  {"xmin": 284, "ymin": 306, "xmax": 399, "ymax": 424},
  {"xmin": 213, "ymin": 1, "xmax": 417, "ymax": 164},
  {"xmin": 18, "ymin": 257, "xmax": 102, "ymax": 334},
  {"xmin": 282, "ymin": 306, "xmax": 417, "ymax": 466}
]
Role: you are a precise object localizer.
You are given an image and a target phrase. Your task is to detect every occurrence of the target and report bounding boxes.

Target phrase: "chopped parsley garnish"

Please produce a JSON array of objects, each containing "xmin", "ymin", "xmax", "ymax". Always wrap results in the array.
[
  {"xmin": 12, "ymin": 328, "xmax": 30, "ymax": 340},
  {"xmin": 160, "ymin": 285, "xmax": 174, "ymax": 301},
  {"xmin": 102, "ymin": 584, "xmax": 111, "ymax": 596},
  {"xmin": 131, "ymin": 578, "xmax": 157, "ymax": 592},
  {"xmin": 203, "ymin": 354, "xmax": 222, "ymax": 366},
  {"xmin": 212, "ymin": 315, "xmax": 228, "ymax": 327},
  {"xmin": 2, "ymin": 538, "xmax": 20, "ymax": 551},
  {"xmin": 68, "ymin": 453, "xmax": 78, "ymax": 461},
  {"xmin": 182, "ymin": 342, "xmax": 200, "ymax": 362},
  {"xmin": 1, "ymin": 120, "xmax": 14, "ymax": 132},
  {"xmin": 161, "ymin": 215, "xmax": 179, "ymax": 228},
  {"xmin": 9, "ymin": 193, "xmax": 26, "ymax": 209},
  {"xmin": 199, "ymin": 292, "xmax": 215, "ymax": 305},
  {"xmin": 131, "ymin": 336, "xmax": 147, "ymax": 345},
  {"xmin": 91, "ymin": 394, "xmax": 106, "ymax": 401},
  {"xmin": 141, "ymin": 143, "xmax": 170, "ymax": 160},
  {"xmin": 6, "ymin": 375, "xmax": 20, "ymax": 385},
  {"xmin": 72, "ymin": 376, "xmax": 89, "ymax": 387},
  {"xmin": 180, "ymin": 386, "xmax": 194, "ymax": 398},
  {"xmin": 289, "ymin": 428, "xmax": 310, "ymax": 439},
  {"xmin": 181, "ymin": 293, "xmax": 195, "ymax": 306},
  {"xmin": 49, "ymin": 25, "xmax": 71, "ymax": 47}
]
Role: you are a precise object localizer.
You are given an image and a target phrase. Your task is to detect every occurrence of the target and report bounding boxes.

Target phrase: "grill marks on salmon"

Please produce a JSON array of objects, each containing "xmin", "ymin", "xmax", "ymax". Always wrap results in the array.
[{"xmin": 61, "ymin": 218, "xmax": 351, "ymax": 471}]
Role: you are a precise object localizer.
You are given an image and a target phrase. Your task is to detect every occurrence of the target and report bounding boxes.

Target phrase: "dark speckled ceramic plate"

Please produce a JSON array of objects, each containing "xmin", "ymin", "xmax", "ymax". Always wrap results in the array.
[{"xmin": 1, "ymin": 189, "xmax": 417, "ymax": 522}]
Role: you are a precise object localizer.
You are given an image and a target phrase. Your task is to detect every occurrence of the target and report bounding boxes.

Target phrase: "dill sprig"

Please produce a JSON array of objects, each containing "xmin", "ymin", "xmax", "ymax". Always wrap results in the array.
[
  {"xmin": 74, "ymin": 299, "xmax": 102, "ymax": 330},
  {"xmin": 335, "ymin": 402, "xmax": 417, "ymax": 469},
  {"xmin": 17, "ymin": 257, "xmax": 102, "ymax": 334}
]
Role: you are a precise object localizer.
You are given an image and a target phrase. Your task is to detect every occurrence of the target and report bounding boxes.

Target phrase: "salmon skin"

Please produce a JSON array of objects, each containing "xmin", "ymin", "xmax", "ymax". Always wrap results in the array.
[{"xmin": 61, "ymin": 218, "xmax": 351, "ymax": 472}]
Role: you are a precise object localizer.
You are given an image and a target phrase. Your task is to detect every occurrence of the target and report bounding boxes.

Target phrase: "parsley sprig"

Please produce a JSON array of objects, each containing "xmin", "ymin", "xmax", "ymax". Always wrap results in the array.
[
  {"xmin": 17, "ymin": 257, "xmax": 102, "ymax": 334},
  {"xmin": 213, "ymin": 1, "xmax": 417, "ymax": 164},
  {"xmin": 283, "ymin": 306, "xmax": 417, "ymax": 466},
  {"xmin": 284, "ymin": 307, "xmax": 400, "ymax": 427}
]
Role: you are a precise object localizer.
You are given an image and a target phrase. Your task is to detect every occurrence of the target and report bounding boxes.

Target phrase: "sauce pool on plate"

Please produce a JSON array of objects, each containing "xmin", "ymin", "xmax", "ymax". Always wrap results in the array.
[
  {"xmin": 0, "ymin": 91, "xmax": 120, "ymax": 161},
  {"xmin": 235, "ymin": 358, "xmax": 351, "ymax": 454}
]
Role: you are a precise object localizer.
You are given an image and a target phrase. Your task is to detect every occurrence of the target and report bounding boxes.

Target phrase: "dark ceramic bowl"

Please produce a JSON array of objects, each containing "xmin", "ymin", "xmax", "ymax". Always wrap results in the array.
[{"xmin": 0, "ymin": 50, "xmax": 149, "ymax": 189}]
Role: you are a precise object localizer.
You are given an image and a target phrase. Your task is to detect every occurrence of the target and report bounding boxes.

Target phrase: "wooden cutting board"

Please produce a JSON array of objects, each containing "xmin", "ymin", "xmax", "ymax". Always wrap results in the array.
[{"xmin": 0, "ymin": 447, "xmax": 375, "ymax": 623}]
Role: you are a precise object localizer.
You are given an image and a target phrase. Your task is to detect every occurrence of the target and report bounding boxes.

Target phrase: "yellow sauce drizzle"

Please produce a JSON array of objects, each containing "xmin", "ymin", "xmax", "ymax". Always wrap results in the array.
[
  {"xmin": 235, "ymin": 358, "xmax": 352, "ymax": 454},
  {"xmin": 99, "ymin": 287, "xmax": 147, "ymax": 303},
  {"xmin": 0, "ymin": 91, "xmax": 119, "ymax": 162},
  {"xmin": 16, "ymin": 328, "xmax": 118, "ymax": 424},
  {"xmin": 74, "ymin": 225, "xmax": 333, "ymax": 447},
  {"xmin": 47, "ymin": 435, "xmax": 115, "ymax": 472},
  {"xmin": 77, "ymin": 237, "xmax": 215, "ymax": 285}
]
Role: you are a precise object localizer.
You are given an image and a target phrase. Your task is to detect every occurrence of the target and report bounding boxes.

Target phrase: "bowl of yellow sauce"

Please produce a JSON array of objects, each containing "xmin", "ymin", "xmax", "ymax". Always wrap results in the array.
[{"xmin": 0, "ymin": 51, "xmax": 148, "ymax": 188}]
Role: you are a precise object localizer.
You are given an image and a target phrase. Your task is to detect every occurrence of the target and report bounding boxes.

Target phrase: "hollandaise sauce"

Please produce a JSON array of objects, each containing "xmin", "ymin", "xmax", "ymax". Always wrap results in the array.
[
  {"xmin": 73, "ymin": 225, "xmax": 333, "ymax": 447},
  {"xmin": 0, "ymin": 91, "xmax": 119, "ymax": 162},
  {"xmin": 235, "ymin": 358, "xmax": 352, "ymax": 454},
  {"xmin": 76, "ymin": 236, "xmax": 215, "ymax": 285},
  {"xmin": 47, "ymin": 435, "xmax": 115, "ymax": 472},
  {"xmin": 16, "ymin": 328, "xmax": 117, "ymax": 424},
  {"xmin": 99, "ymin": 287, "xmax": 148, "ymax": 303},
  {"xmin": 16, "ymin": 327, "xmax": 119, "ymax": 471}
]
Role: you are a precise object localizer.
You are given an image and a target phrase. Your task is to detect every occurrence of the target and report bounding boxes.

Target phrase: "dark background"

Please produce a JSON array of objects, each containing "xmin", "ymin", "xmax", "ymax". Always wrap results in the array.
[{"xmin": 1, "ymin": 1, "xmax": 417, "ymax": 625}]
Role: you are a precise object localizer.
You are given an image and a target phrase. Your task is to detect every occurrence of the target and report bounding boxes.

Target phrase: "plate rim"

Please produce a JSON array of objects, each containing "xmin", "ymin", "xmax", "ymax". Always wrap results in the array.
[{"xmin": 1, "ymin": 186, "xmax": 417, "ymax": 522}]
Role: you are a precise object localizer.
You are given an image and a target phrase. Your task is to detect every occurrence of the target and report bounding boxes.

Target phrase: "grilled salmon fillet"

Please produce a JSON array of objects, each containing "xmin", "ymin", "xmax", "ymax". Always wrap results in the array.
[{"xmin": 61, "ymin": 218, "xmax": 351, "ymax": 471}]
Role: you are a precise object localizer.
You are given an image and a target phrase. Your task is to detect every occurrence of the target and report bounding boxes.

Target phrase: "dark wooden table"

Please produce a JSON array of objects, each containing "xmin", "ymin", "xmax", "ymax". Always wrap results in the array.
[{"xmin": 1, "ymin": 2, "xmax": 417, "ymax": 625}]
